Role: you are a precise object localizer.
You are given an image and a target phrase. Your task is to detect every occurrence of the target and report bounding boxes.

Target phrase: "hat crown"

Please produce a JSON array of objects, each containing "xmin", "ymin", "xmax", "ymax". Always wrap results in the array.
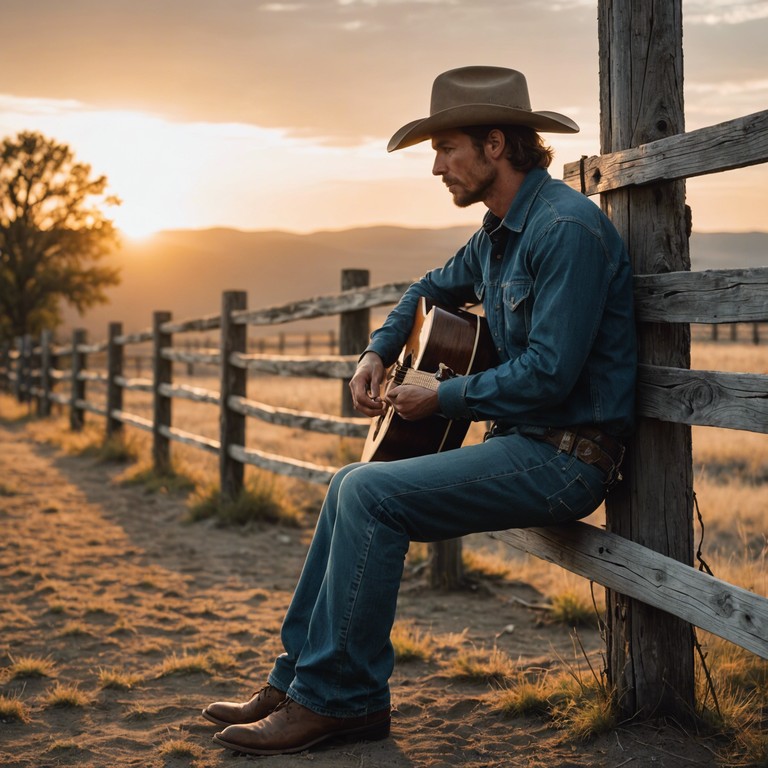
[{"xmin": 430, "ymin": 66, "xmax": 532, "ymax": 116}]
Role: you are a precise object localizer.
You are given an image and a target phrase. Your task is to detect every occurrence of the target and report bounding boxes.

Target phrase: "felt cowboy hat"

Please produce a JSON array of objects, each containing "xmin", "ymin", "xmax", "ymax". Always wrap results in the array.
[{"xmin": 387, "ymin": 66, "xmax": 579, "ymax": 152}]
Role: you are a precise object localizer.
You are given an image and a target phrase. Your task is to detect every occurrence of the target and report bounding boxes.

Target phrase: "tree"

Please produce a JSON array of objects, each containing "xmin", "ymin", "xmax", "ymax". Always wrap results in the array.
[{"xmin": 0, "ymin": 131, "xmax": 121, "ymax": 344}]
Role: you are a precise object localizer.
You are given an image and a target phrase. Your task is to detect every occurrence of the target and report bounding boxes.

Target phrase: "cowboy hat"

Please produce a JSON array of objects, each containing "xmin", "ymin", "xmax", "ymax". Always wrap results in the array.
[{"xmin": 387, "ymin": 66, "xmax": 579, "ymax": 152}]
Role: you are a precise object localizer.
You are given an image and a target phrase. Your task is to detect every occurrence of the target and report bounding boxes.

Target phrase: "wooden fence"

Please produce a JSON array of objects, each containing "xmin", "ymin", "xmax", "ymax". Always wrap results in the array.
[
  {"xmin": 0, "ymin": 271, "xmax": 406, "ymax": 488},
  {"xmin": 2, "ymin": 0, "xmax": 768, "ymax": 724},
  {"xmin": 2, "ymin": 263, "xmax": 767, "ymax": 668},
  {"xmin": 504, "ymin": 0, "xmax": 768, "ymax": 720}
]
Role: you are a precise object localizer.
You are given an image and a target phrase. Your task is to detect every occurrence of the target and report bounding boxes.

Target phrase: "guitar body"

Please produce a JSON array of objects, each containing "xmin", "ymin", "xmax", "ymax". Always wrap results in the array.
[{"xmin": 361, "ymin": 298, "xmax": 496, "ymax": 462}]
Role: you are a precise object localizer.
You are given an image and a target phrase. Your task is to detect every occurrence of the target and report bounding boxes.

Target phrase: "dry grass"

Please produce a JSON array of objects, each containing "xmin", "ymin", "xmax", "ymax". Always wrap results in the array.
[
  {"xmin": 492, "ymin": 669, "xmax": 556, "ymax": 718},
  {"xmin": 187, "ymin": 474, "xmax": 301, "ymax": 527},
  {"xmin": 0, "ymin": 693, "xmax": 31, "ymax": 723},
  {"xmin": 158, "ymin": 737, "xmax": 204, "ymax": 759},
  {"xmin": 154, "ymin": 649, "xmax": 236, "ymax": 678},
  {"xmin": 3, "ymin": 654, "xmax": 56, "ymax": 681},
  {"xmin": 391, "ymin": 621, "xmax": 436, "ymax": 663},
  {"xmin": 44, "ymin": 682, "xmax": 89, "ymax": 708},
  {"xmin": 97, "ymin": 667, "xmax": 143, "ymax": 690},
  {"xmin": 445, "ymin": 645, "xmax": 516, "ymax": 685}
]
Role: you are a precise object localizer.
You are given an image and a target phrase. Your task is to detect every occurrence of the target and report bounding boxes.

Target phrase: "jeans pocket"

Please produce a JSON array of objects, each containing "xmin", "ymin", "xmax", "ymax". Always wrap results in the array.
[{"xmin": 545, "ymin": 469, "xmax": 604, "ymax": 524}]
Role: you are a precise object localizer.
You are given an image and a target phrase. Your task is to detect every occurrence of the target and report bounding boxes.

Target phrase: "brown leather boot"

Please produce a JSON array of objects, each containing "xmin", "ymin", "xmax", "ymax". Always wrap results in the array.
[
  {"xmin": 202, "ymin": 684, "xmax": 286, "ymax": 726},
  {"xmin": 212, "ymin": 697, "xmax": 391, "ymax": 755}
]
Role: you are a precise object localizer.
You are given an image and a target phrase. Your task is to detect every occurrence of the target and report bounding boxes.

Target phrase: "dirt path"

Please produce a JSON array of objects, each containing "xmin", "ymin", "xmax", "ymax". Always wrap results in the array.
[{"xmin": 0, "ymin": 419, "xmax": 721, "ymax": 767}]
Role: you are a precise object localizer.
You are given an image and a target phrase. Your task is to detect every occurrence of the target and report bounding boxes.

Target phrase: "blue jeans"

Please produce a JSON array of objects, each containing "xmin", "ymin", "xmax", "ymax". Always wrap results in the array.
[{"xmin": 267, "ymin": 432, "xmax": 605, "ymax": 717}]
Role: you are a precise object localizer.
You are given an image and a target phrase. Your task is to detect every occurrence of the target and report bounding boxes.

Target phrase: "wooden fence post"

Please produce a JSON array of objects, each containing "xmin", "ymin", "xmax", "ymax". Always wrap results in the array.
[
  {"xmin": 106, "ymin": 322, "xmax": 124, "ymax": 439},
  {"xmin": 70, "ymin": 328, "xmax": 87, "ymax": 431},
  {"xmin": 20, "ymin": 335, "xmax": 33, "ymax": 404},
  {"xmin": 152, "ymin": 312, "xmax": 172, "ymax": 474},
  {"xmin": 219, "ymin": 291, "xmax": 247, "ymax": 501},
  {"xmin": 429, "ymin": 541, "xmax": 464, "ymax": 590},
  {"xmin": 12, "ymin": 337, "xmax": 22, "ymax": 401},
  {"xmin": 0, "ymin": 342, "xmax": 8, "ymax": 392},
  {"xmin": 339, "ymin": 269, "xmax": 370, "ymax": 417},
  {"xmin": 38, "ymin": 330, "xmax": 52, "ymax": 417},
  {"xmin": 599, "ymin": 0, "xmax": 695, "ymax": 719}
]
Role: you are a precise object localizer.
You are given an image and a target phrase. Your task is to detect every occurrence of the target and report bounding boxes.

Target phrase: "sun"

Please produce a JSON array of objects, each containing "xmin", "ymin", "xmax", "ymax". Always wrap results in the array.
[
  {"xmin": 115, "ymin": 218, "xmax": 161, "ymax": 241},
  {"xmin": 108, "ymin": 194, "xmax": 165, "ymax": 241}
]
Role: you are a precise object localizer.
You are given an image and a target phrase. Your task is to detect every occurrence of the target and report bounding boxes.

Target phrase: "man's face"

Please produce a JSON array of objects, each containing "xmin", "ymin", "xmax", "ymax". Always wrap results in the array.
[{"xmin": 431, "ymin": 129, "xmax": 497, "ymax": 208}]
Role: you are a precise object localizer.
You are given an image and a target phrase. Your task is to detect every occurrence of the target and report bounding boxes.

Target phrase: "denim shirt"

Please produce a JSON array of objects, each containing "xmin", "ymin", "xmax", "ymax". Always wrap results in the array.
[{"xmin": 365, "ymin": 167, "xmax": 637, "ymax": 438}]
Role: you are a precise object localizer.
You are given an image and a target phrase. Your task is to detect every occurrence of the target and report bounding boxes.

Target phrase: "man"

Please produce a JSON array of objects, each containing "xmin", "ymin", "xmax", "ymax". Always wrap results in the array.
[{"xmin": 205, "ymin": 66, "xmax": 636, "ymax": 756}]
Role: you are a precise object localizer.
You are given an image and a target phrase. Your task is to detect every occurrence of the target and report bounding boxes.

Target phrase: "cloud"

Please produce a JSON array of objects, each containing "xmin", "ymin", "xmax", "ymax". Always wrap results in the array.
[
  {"xmin": 684, "ymin": 0, "xmax": 768, "ymax": 25},
  {"xmin": 260, "ymin": 3, "xmax": 306, "ymax": 10},
  {"xmin": 687, "ymin": 78, "xmax": 768, "ymax": 97}
]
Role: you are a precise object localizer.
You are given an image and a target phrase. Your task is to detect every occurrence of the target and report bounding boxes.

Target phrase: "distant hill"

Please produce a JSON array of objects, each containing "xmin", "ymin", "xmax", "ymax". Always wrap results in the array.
[{"xmin": 61, "ymin": 227, "xmax": 768, "ymax": 339}]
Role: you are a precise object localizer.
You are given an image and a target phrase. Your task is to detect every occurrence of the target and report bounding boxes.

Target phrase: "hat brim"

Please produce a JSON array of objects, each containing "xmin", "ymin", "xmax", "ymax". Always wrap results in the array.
[{"xmin": 387, "ymin": 104, "xmax": 579, "ymax": 152}]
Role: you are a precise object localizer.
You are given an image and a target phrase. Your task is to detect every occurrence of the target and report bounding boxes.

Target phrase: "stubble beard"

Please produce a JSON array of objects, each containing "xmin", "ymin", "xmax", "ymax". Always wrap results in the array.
[{"xmin": 446, "ymin": 161, "xmax": 497, "ymax": 209}]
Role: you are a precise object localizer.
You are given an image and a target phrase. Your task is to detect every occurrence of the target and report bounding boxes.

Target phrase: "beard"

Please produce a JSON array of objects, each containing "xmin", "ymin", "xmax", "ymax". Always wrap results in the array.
[{"xmin": 444, "ymin": 161, "xmax": 497, "ymax": 208}]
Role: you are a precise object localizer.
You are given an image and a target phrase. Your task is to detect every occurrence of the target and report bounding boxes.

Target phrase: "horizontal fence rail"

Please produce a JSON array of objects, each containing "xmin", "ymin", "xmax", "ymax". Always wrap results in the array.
[{"xmin": 563, "ymin": 109, "xmax": 768, "ymax": 195}]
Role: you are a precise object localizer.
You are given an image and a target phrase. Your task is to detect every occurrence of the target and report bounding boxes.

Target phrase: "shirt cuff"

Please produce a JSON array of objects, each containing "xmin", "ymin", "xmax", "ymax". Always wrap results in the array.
[{"xmin": 437, "ymin": 376, "xmax": 474, "ymax": 420}]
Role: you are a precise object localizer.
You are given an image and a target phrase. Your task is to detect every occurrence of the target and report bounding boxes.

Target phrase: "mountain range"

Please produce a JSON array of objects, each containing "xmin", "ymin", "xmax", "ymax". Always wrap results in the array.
[{"xmin": 61, "ymin": 227, "xmax": 768, "ymax": 340}]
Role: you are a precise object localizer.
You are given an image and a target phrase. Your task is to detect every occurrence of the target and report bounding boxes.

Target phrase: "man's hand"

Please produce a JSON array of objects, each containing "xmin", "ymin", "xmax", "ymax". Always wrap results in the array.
[
  {"xmin": 349, "ymin": 352, "xmax": 387, "ymax": 417},
  {"xmin": 385, "ymin": 384, "xmax": 439, "ymax": 421}
]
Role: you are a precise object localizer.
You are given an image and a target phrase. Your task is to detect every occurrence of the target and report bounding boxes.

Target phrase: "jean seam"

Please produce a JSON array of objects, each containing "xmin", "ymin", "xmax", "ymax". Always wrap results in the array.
[{"xmin": 336, "ymin": 513, "xmax": 377, "ymax": 659}]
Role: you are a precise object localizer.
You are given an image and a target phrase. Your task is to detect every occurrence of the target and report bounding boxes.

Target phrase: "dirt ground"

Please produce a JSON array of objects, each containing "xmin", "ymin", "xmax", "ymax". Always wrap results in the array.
[{"xmin": 0, "ymin": 417, "xmax": 727, "ymax": 768}]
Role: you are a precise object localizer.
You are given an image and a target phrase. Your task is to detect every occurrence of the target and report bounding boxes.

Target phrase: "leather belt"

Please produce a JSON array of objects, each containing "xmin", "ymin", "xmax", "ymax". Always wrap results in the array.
[{"xmin": 535, "ymin": 426, "xmax": 625, "ymax": 485}]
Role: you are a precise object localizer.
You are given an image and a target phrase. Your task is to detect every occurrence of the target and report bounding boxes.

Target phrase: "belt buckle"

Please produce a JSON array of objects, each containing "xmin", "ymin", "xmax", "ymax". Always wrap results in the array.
[{"xmin": 558, "ymin": 430, "xmax": 576, "ymax": 453}]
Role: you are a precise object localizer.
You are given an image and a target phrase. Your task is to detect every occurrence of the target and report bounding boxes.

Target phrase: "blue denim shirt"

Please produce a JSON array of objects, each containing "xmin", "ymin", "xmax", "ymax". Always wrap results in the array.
[{"xmin": 365, "ymin": 167, "xmax": 637, "ymax": 438}]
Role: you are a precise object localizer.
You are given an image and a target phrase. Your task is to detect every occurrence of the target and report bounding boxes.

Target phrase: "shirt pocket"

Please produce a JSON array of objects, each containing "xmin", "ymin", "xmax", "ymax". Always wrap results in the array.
[{"xmin": 502, "ymin": 279, "xmax": 532, "ymax": 347}]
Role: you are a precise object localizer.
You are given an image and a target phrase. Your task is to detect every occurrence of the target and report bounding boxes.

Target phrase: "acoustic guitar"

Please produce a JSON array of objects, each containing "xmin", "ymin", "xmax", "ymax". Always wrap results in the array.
[{"xmin": 361, "ymin": 297, "xmax": 496, "ymax": 462}]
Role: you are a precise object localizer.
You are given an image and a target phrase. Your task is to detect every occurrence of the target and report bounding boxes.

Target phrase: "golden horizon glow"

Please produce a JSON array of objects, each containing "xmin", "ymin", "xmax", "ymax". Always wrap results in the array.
[{"xmin": 1, "ymin": 94, "xmax": 767, "ymax": 238}]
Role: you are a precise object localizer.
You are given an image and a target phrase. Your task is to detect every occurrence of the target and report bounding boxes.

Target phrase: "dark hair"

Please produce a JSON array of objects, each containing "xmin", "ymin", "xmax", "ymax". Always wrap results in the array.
[{"xmin": 461, "ymin": 125, "xmax": 554, "ymax": 171}]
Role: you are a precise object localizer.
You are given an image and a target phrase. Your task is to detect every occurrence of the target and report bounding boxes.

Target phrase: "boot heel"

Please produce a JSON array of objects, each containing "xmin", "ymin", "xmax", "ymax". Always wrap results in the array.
[{"xmin": 356, "ymin": 719, "xmax": 390, "ymax": 741}]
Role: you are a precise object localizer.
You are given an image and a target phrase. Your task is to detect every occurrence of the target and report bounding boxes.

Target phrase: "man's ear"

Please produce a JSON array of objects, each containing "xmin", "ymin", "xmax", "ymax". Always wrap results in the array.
[{"xmin": 485, "ymin": 129, "xmax": 506, "ymax": 160}]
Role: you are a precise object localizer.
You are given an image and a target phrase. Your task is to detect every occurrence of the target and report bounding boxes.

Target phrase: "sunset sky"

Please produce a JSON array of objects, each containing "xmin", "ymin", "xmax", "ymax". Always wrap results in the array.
[{"xmin": 2, "ymin": 0, "xmax": 767, "ymax": 239}]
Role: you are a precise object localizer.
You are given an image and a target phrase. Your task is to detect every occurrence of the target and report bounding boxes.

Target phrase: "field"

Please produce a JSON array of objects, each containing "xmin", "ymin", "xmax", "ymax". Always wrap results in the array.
[{"xmin": 0, "ymin": 340, "xmax": 766, "ymax": 767}]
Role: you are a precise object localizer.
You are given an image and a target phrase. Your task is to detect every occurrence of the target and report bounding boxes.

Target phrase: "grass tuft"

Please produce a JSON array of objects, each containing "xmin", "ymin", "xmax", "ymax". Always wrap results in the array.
[
  {"xmin": 445, "ymin": 645, "xmax": 515, "ymax": 685},
  {"xmin": 554, "ymin": 684, "xmax": 616, "ymax": 740},
  {"xmin": 117, "ymin": 460, "xmax": 198, "ymax": 495},
  {"xmin": 158, "ymin": 737, "xmax": 203, "ymax": 758},
  {"xmin": 4, "ymin": 654, "xmax": 56, "ymax": 681},
  {"xmin": 493, "ymin": 669, "xmax": 556, "ymax": 718},
  {"xmin": 0, "ymin": 693, "xmax": 31, "ymax": 723},
  {"xmin": 187, "ymin": 476, "xmax": 301, "ymax": 527},
  {"xmin": 549, "ymin": 592, "xmax": 598, "ymax": 628},
  {"xmin": 0, "ymin": 481, "xmax": 18, "ymax": 497},
  {"xmin": 83, "ymin": 432, "xmax": 141, "ymax": 464},
  {"xmin": 44, "ymin": 682, "xmax": 89, "ymax": 708},
  {"xmin": 56, "ymin": 621, "xmax": 94, "ymax": 638},
  {"xmin": 155, "ymin": 651, "xmax": 215, "ymax": 678},
  {"xmin": 97, "ymin": 667, "xmax": 143, "ymax": 690},
  {"xmin": 462, "ymin": 548, "xmax": 512, "ymax": 580},
  {"xmin": 392, "ymin": 621, "xmax": 435, "ymax": 663}
]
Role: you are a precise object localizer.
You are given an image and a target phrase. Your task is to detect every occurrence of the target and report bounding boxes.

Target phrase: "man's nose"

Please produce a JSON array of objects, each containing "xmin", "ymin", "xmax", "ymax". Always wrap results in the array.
[{"xmin": 432, "ymin": 154, "xmax": 445, "ymax": 176}]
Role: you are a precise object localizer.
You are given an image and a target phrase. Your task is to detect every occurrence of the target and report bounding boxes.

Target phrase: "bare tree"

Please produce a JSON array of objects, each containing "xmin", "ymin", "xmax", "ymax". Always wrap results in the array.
[{"xmin": 0, "ymin": 131, "xmax": 121, "ymax": 343}]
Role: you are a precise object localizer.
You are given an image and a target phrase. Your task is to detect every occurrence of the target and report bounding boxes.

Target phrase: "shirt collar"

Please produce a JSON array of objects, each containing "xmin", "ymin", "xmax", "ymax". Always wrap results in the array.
[{"xmin": 482, "ymin": 166, "xmax": 551, "ymax": 235}]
